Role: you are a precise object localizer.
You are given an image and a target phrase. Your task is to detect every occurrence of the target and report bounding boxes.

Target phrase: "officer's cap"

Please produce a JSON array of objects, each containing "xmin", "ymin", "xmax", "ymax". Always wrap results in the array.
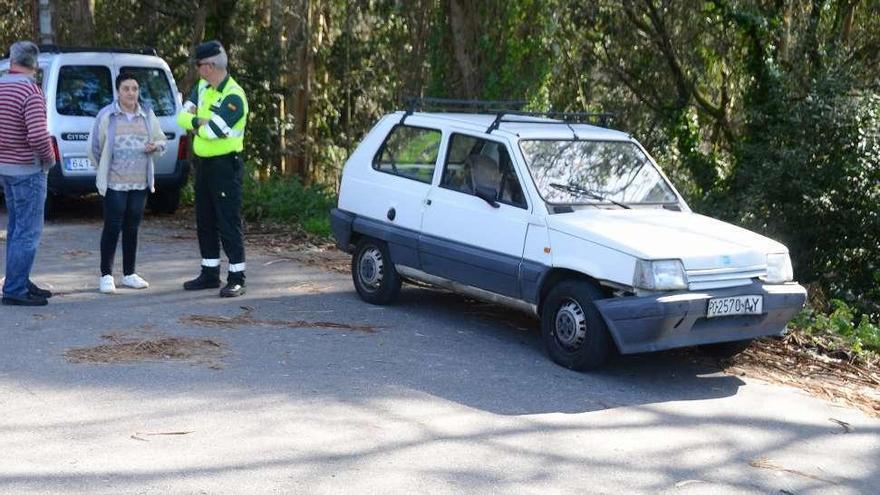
[{"xmin": 193, "ymin": 40, "xmax": 223, "ymax": 61}]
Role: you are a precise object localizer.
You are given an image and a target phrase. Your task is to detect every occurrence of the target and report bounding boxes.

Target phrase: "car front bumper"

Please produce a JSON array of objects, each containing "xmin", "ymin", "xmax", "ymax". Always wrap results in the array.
[{"xmin": 593, "ymin": 281, "xmax": 807, "ymax": 354}]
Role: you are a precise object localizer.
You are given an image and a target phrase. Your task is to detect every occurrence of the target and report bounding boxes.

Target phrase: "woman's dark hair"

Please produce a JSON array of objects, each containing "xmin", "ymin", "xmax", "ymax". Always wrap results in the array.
[{"xmin": 115, "ymin": 72, "xmax": 139, "ymax": 90}]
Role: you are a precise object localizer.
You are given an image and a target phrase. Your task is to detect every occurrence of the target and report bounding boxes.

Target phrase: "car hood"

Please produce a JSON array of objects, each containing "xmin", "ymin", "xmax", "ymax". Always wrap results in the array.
[{"xmin": 547, "ymin": 208, "xmax": 787, "ymax": 270}]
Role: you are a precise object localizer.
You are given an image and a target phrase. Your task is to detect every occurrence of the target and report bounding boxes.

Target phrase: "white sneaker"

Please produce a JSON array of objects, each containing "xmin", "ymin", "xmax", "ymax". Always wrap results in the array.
[
  {"xmin": 99, "ymin": 275, "xmax": 116, "ymax": 294},
  {"xmin": 122, "ymin": 273, "xmax": 149, "ymax": 289}
]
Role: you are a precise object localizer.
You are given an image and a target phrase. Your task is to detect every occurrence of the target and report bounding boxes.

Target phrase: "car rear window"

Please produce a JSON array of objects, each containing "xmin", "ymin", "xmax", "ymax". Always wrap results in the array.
[
  {"xmin": 120, "ymin": 66, "xmax": 176, "ymax": 116},
  {"xmin": 372, "ymin": 124, "xmax": 441, "ymax": 183},
  {"xmin": 56, "ymin": 65, "xmax": 113, "ymax": 117}
]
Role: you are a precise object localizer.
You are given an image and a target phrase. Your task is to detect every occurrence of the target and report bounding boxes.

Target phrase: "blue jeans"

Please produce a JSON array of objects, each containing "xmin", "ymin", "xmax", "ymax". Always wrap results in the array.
[{"xmin": 1, "ymin": 172, "xmax": 47, "ymax": 298}]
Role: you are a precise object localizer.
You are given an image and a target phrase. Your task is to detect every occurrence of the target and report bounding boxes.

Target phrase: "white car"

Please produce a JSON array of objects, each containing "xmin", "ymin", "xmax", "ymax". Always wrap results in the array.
[
  {"xmin": 0, "ymin": 46, "xmax": 189, "ymax": 214},
  {"xmin": 330, "ymin": 102, "xmax": 807, "ymax": 370}
]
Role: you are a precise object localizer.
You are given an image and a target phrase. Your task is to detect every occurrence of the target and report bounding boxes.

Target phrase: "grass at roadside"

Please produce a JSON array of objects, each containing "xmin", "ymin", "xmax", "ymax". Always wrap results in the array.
[
  {"xmin": 787, "ymin": 300, "xmax": 880, "ymax": 364},
  {"xmin": 240, "ymin": 171, "xmax": 336, "ymax": 238}
]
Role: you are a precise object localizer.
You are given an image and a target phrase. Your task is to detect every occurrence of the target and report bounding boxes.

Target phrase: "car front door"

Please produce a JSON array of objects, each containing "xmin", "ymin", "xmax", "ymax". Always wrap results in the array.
[{"xmin": 419, "ymin": 132, "xmax": 530, "ymax": 298}]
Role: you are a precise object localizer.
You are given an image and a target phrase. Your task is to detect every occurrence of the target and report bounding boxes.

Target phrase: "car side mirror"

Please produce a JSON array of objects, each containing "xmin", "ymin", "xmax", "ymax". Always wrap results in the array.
[{"xmin": 475, "ymin": 185, "xmax": 500, "ymax": 208}]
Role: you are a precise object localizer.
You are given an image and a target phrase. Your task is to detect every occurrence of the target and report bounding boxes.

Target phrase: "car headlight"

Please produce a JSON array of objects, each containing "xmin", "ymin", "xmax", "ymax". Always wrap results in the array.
[
  {"xmin": 763, "ymin": 253, "xmax": 793, "ymax": 284},
  {"xmin": 633, "ymin": 259, "xmax": 688, "ymax": 291}
]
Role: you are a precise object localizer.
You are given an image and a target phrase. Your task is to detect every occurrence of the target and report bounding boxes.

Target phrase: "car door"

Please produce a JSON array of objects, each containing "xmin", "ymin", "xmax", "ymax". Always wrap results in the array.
[
  {"xmin": 345, "ymin": 121, "xmax": 443, "ymax": 269},
  {"xmin": 419, "ymin": 132, "xmax": 531, "ymax": 298}
]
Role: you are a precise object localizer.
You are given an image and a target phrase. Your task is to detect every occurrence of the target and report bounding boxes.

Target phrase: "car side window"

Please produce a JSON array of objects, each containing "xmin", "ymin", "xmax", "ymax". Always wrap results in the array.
[
  {"xmin": 119, "ymin": 66, "xmax": 176, "ymax": 116},
  {"xmin": 441, "ymin": 133, "xmax": 527, "ymax": 209},
  {"xmin": 56, "ymin": 65, "xmax": 113, "ymax": 117},
  {"xmin": 372, "ymin": 124, "xmax": 441, "ymax": 184}
]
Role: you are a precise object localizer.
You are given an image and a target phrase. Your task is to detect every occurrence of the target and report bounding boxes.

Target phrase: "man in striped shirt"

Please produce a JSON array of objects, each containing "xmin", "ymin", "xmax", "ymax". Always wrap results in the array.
[{"xmin": 0, "ymin": 41, "xmax": 56, "ymax": 306}]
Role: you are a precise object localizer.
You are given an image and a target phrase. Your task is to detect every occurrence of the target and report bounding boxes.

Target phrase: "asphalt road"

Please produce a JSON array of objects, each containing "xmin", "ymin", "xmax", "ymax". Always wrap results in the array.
[{"xmin": 0, "ymin": 201, "xmax": 877, "ymax": 495}]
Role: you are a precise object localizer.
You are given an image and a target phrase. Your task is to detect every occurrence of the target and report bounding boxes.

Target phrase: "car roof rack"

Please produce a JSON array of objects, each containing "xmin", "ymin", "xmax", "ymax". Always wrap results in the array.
[
  {"xmin": 399, "ymin": 97, "xmax": 614, "ymax": 132},
  {"xmin": 485, "ymin": 111, "xmax": 614, "ymax": 133},
  {"xmin": 35, "ymin": 45, "xmax": 158, "ymax": 56}
]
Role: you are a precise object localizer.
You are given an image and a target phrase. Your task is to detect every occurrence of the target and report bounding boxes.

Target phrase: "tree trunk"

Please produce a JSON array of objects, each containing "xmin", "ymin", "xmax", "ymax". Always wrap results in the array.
[
  {"xmin": 180, "ymin": 0, "xmax": 209, "ymax": 94},
  {"xmin": 285, "ymin": 0, "xmax": 313, "ymax": 181},
  {"xmin": 53, "ymin": 0, "xmax": 95, "ymax": 45},
  {"xmin": 447, "ymin": 0, "xmax": 481, "ymax": 98}
]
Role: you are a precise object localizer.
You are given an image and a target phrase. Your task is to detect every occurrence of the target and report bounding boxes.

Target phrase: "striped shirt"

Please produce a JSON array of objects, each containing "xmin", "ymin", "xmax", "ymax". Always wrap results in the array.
[{"xmin": 0, "ymin": 70, "xmax": 55, "ymax": 173}]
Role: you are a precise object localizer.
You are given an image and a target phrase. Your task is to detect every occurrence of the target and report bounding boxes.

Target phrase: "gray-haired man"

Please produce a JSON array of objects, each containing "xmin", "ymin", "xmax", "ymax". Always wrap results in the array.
[{"xmin": 0, "ymin": 41, "xmax": 56, "ymax": 306}]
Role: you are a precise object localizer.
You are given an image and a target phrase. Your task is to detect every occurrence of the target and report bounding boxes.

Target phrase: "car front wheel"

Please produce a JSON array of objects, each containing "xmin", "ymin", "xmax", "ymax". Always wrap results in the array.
[
  {"xmin": 541, "ymin": 280, "xmax": 613, "ymax": 370},
  {"xmin": 351, "ymin": 237, "xmax": 401, "ymax": 305}
]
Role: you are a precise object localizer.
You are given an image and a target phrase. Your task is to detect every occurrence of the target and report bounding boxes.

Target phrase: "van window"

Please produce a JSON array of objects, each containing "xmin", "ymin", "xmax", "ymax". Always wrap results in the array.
[
  {"xmin": 120, "ymin": 66, "xmax": 176, "ymax": 116},
  {"xmin": 372, "ymin": 125, "xmax": 441, "ymax": 184},
  {"xmin": 56, "ymin": 65, "xmax": 113, "ymax": 117}
]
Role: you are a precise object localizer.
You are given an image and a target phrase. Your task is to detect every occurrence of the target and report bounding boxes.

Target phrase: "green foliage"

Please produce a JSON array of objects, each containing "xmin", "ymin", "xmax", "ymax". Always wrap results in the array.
[
  {"xmin": 792, "ymin": 300, "xmax": 880, "ymax": 358},
  {"xmin": 241, "ymin": 166, "xmax": 336, "ymax": 237}
]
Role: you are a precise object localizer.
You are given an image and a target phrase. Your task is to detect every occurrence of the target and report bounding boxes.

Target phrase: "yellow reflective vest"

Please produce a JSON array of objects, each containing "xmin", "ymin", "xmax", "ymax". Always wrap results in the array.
[{"xmin": 177, "ymin": 75, "xmax": 248, "ymax": 158}]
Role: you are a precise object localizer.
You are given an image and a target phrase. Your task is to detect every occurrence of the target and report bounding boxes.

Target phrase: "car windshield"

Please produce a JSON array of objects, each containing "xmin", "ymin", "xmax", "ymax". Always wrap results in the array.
[{"xmin": 520, "ymin": 139, "xmax": 678, "ymax": 206}]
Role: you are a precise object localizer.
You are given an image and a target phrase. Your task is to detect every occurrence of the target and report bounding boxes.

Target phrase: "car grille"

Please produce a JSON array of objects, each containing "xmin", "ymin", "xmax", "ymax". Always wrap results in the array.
[{"xmin": 686, "ymin": 265, "xmax": 767, "ymax": 290}]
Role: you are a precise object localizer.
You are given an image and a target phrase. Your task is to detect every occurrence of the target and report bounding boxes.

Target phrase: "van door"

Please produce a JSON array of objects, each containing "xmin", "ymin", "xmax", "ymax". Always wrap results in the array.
[{"xmin": 419, "ymin": 133, "xmax": 531, "ymax": 298}]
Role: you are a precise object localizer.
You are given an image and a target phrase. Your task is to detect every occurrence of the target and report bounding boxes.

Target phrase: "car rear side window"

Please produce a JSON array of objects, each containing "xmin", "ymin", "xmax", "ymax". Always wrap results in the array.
[
  {"xmin": 120, "ymin": 66, "xmax": 176, "ymax": 116},
  {"xmin": 372, "ymin": 124, "xmax": 441, "ymax": 183},
  {"xmin": 56, "ymin": 65, "xmax": 113, "ymax": 117}
]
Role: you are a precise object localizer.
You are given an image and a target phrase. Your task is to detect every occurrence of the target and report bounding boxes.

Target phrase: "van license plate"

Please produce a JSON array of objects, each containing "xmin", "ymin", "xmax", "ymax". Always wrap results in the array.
[
  {"xmin": 706, "ymin": 295, "xmax": 763, "ymax": 318},
  {"xmin": 65, "ymin": 157, "xmax": 94, "ymax": 171}
]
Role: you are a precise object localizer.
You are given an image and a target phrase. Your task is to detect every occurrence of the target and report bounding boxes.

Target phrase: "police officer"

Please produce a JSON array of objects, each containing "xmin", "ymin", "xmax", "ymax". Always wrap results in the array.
[{"xmin": 177, "ymin": 40, "xmax": 249, "ymax": 297}]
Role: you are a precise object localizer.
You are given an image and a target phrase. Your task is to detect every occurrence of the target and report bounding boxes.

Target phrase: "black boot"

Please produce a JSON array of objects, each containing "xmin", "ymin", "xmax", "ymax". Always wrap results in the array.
[
  {"xmin": 27, "ymin": 280, "xmax": 52, "ymax": 298},
  {"xmin": 220, "ymin": 272, "xmax": 246, "ymax": 298},
  {"xmin": 183, "ymin": 266, "xmax": 221, "ymax": 290}
]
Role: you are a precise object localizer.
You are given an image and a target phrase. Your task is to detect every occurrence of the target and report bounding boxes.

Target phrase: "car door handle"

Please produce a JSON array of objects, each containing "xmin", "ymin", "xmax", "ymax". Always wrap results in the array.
[{"xmin": 426, "ymin": 199, "xmax": 432, "ymax": 206}]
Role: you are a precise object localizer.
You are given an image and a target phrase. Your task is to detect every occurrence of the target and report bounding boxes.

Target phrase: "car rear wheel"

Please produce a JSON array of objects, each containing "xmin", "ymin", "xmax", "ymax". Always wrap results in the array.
[
  {"xmin": 541, "ymin": 280, "xmax": 613, "ymax": 370},
  {"xmin": 699, "ymin": 339, "xmax": 753, "ymax": 359},
  {"xmin": 351, "ymin": 237, "xmax": 401, "ymax": 305}
]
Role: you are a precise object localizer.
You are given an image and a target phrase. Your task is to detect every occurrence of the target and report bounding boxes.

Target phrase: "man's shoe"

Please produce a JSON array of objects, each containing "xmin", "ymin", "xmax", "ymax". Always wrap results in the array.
[
  {"xmin": 184, "ymin": 266, "xmax": 221, "ymax": 291},
  {"xmin": 220, "ymin": 279, "xmax": 246, "ymax": 298},
  {"xmin": 27, "ymin": 280, "xmax": 52, "ymax": 298},
  {"xmin": 2, "ymin": 293, "xmax": 48, "ymax": 306}
]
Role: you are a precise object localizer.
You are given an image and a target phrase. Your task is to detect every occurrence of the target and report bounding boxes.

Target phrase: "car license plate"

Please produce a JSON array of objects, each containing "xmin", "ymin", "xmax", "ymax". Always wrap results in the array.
[
  {"xmin": 64, "ymin": 157, "xmax": 94, "ymax": 172},
  {"xmin": 706, "ymin": 295, "xmax": 763, "ymax": 318}
]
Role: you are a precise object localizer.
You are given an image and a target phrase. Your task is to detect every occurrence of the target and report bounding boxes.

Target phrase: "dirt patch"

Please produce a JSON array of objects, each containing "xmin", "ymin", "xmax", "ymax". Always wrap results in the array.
[
  {"xmin": 65, "ymin": 331, "xmax": 226, "ymax": 366},
  {"xmin": 62, "ymin": 249, "xmax": 91, "ymax": 260},
  {"xmin": 724, "ymin": 334, "xmax": 880, "ymax": 417},
  {"xmin": 180, "ymin": 306, "xmax": 377, "ymax": 333}
]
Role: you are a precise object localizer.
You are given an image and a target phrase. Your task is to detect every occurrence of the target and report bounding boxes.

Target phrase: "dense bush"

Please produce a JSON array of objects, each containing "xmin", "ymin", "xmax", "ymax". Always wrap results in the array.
[
  {"xmin": 241, "ymin": 167, "xmax": 336, "ymax": 237},
  {"xmin": 726, "ymin": 71, "xmax": 880, "ymax": 319}
]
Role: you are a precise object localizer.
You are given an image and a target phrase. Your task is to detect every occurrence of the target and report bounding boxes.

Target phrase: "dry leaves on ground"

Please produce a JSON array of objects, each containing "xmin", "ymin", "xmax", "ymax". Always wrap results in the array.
[
  {"xmin": 726, "ymin": 334, "xmax": 880, "ymax": 417},
  {"xmin": 180, "ymin": 306, "xmax": 377, "ymax": 333},
  {"xmin": 65, "ymin": 331, "xmax": 226, "ymax": 367}
]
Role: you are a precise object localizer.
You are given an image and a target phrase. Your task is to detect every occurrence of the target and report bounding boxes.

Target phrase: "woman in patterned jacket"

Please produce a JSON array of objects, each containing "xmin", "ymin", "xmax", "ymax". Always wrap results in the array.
[{"xmin": 87, "ymin": 72, "xmax": 166, "ymax": 294}]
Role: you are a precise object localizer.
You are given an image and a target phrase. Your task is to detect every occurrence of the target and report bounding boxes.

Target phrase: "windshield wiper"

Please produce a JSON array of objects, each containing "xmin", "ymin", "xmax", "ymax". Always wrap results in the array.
[{"xmin": 549, "ymin": 183, "xmax": 631, "ymax": 209}]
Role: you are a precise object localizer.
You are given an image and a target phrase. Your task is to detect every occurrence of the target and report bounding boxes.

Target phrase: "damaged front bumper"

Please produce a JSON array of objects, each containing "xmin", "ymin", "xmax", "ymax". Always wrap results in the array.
[{"xmin": 594, "ymin": 282, "xmax": 807, "ymax": 354}]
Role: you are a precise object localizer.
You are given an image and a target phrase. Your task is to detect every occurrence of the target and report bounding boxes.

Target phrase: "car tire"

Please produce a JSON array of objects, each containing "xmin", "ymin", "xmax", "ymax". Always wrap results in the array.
[
  {"xmin": 148, "ymin": 188, "xmax": 181, "ymax": 214},
  {"xmin": 699, "ymin": 339, "xmax": 753, "ymax": 359},
  {"xmin": 351, "ymin": 237, "xmax": 401, "ymax": 305},
  {"xmin": 541, "ymin": 280, "xmax": 613, "ymax": 371}
]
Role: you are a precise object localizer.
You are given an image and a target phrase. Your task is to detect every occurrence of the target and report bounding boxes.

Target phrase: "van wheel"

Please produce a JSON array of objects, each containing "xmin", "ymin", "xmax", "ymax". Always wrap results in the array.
[
  {"xmin": 700, "ymin": 339, "xmax": 753, "ymax": 359},
  {"xmin": 148, "ymin": 188, "xmax": 180, "ymax": 214},
  {"xmin": 351, "ymin": 238, "xmax": 401, "ymax": 305},
  {"xmin": 541, "ymin": 280, "xmax": 612, "ymax": 370}
]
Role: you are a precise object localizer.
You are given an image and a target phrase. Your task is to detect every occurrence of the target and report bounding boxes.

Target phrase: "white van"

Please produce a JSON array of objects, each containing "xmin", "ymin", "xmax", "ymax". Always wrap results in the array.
[
  {"xmin": 0, "ymin": 46, "xmax": 189, "ymax": 214},
  {"xmin": 331, "ymin": 100, "xmax": 807, "ymax": 370}
]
